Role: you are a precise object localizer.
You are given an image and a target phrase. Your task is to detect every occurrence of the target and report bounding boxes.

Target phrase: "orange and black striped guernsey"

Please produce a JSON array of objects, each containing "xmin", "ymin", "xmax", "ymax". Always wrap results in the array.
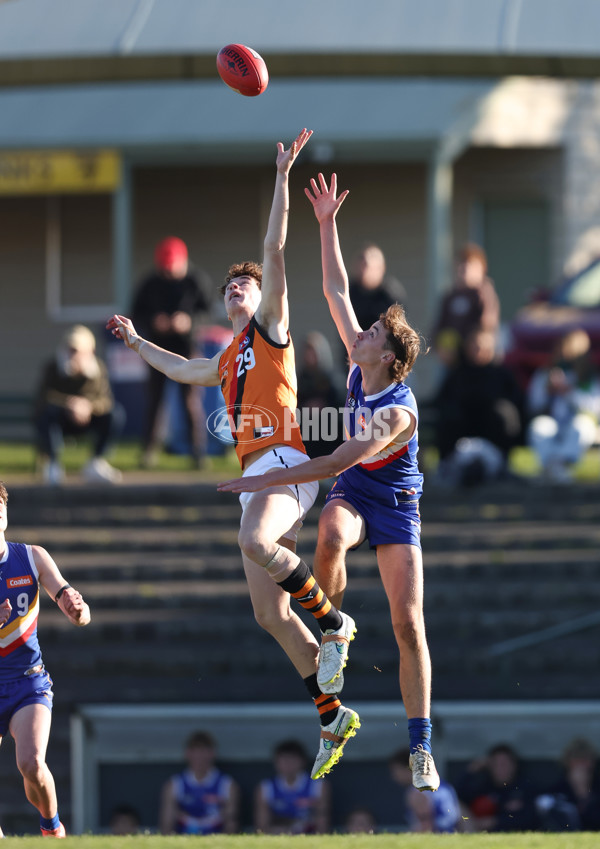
[{"xmin": 218, "ymin": 316, "xmax": 305, "ymax": 466}]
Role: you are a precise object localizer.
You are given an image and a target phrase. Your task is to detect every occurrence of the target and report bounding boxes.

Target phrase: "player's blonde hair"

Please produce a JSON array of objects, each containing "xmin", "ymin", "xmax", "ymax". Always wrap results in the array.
[
  {"xmin": 380, "ymin": 304, "xmax": 426, "ymax": 383},
  {"xmin": 0, "ymin": 481, "xmax": 7, "ymax": 505},
  {"xmin": 219, "ymin": 261, "xmax": 263, "ymax": 294}
]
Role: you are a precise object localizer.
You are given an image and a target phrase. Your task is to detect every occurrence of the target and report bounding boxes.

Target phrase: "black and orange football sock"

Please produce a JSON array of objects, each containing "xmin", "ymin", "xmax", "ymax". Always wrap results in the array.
[
  {"xmin": 304, "ymin": 673, "xmax": 341, "ymax": 726},
  {"xmin": 314, "ymin": 693, "xmax": 342, "ymax": 727},
  {"xmin": 277, "ymin": 559, "xmax": 343, "ymax": 633}
]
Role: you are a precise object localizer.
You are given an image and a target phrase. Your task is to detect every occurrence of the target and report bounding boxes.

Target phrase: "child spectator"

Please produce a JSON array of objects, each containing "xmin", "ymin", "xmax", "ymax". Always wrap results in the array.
[
  {"xmin": 254, "ymin": 739, "xmax": 331, "ymax": 834},
  {"xmin": 159, "ymin": 731, "xmax": 239, "ymax": 834}
]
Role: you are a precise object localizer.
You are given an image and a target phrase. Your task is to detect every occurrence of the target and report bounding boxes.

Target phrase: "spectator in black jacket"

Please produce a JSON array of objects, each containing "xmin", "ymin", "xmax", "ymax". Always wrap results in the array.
[
  {"xmin": 433, "ymin": 328, "xmax": 524, "ymax": 485},
  {"xmin": 132, "ymin": 237, "xmax": 212, "ymax": 467},
  {"xmin": 536, "ymin": 738, "xmax": 600, "ymax": 831},
  {"xmin": 345, "ymin": 243, "xmax": 406, "ymax": 365},
  {"xmin": 456, "ymin": 743, "xmax": 538, "ymax": 832}
]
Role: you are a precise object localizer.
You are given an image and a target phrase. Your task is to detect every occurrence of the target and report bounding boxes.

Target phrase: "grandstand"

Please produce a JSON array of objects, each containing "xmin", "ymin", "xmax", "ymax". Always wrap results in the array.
[{"xmin": 2, "ymin": 477, "xmax": 599, "ymax": 833}]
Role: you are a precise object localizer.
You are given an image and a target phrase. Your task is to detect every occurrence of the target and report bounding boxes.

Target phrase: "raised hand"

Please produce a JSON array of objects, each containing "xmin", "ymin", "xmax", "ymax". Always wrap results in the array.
[
  {"xmin": 305, "ymin": 172, "xmax": 349, "ymax": 223},
  {"xmin": 106, "ymin": 314, "xmax": 142, "ymax": 351},
  {"xmin": 276, "ymin": 128, "xmax": 313, "ymax": 174}
]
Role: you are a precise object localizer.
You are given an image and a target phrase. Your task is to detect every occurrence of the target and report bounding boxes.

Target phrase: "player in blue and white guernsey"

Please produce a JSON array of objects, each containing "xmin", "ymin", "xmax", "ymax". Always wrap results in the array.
[
  {"xmin": 219, "ymin": 173, "xmax": 440, "ymax": 793},
  {"xmin": 254, "ymin": 739, "xmax": 330, "ymax": 833},
  {"xmin": 0, "ymin": 481, "xmax": 90, "ymax": 838},
  {"xmin": 159, "ymin": 731, "xmax": 240, "ymax": 834},
  {"xmin": 340, "ymin": 361, "xmax": 423, "ymax": 504}
]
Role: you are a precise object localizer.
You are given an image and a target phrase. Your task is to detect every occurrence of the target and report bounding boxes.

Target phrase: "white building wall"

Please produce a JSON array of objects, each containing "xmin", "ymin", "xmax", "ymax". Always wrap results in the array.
[{"xmin": 562, "ymin": 80, "xmax": 600, "ymax": 274}]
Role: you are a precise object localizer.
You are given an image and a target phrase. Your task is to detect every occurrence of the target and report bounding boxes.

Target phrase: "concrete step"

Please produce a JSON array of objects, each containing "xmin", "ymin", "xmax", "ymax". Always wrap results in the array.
[
  {"xmin": 5, "ymin": 477, "xmax": 600, "ymax": 834},
  {"xmin": 6, "ymin": 478, "xmax": 600, "ymax": 522},
  {"xmin": 15, "ymin": 543, "xmax": 600, "ymax": 583}
]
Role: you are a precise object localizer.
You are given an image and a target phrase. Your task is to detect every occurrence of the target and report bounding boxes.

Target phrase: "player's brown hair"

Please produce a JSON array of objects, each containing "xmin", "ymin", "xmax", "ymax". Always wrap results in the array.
[
  {"xmin": 388, "ymin": 747, "xmax": 411, "ymax": 767},
  {"xmin": 185, "ymin": 730, "xmax": 216, "ymax": 750},
  {"xmin": 219, "ymin": 261, "xmax": 263, "ymax": 294},
  {"xmin": 274, "ymin": 739, "xmax": 308, "ymax": 762},
  {"xmin": 380, "ymin": 304, "xmax": 426, "ymax": 383},
  {"xmin": 0, "ymin": 481, "xmax": 7, "ymax": 505},
  {"xmin": 561, "ymin": 737, "xmax": 597, "ymax": 765}
]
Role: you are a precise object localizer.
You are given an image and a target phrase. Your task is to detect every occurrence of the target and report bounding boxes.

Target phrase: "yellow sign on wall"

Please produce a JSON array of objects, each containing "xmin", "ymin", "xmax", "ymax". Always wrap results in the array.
[{"xmin": 0, "ymin": 149, "xmax": 121, "ymax": 195}]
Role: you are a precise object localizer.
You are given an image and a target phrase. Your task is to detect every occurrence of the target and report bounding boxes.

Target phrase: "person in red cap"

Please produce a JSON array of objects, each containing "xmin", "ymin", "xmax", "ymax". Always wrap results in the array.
[{"xmin": 132, "ymin": 236, "xmax": 212, "ymax": 467}]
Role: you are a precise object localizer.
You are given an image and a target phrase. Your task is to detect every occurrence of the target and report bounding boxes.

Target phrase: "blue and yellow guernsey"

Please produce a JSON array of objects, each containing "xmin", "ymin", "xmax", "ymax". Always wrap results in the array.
[
  {"xmin": 0, "ymin": 542, "xmax": 42, "ymax": 681},
  {"xmin": 341, "ymin": 364, "xmax": 423, "ymax": 501}
]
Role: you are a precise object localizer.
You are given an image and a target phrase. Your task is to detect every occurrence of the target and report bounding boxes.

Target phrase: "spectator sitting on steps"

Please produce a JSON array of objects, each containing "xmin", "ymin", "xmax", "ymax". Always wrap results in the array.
[
  {"xmin": 433, "ymin": 328, "xmax": 524, "ymax": 486},
  {"xmin": 526, "ymin": 328, "xmax": 600, "ymax": 483},
  {"xmin": 535, "ymin": 737, "xmax": 600, "ymax": 831},
  {"xmin": 456, "ymin": 743, "xmax": 538, "ymax": 832},
  {"xmin": 33, "ymin": 325, "xmax": 125, "ymax": 486}
]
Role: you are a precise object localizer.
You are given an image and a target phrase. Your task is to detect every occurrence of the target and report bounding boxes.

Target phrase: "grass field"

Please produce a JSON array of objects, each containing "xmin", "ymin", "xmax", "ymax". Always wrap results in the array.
[
  {"xmin": 1, "ymin": 440, "xmax": 599, "ymax": 483},
  {"xmin": 0, "ymin": 440, "xmax": 240, "ymax": 482},
  {"xmin": 3, "ymin": 834, "xmax": 600, "ymax": 847}
]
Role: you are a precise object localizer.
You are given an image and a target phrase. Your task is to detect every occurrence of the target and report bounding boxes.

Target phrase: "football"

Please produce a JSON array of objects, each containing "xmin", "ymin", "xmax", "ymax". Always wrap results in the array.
[{"xmin": 216, "ymin": 43, "xmax": 269, "ymax": 97}]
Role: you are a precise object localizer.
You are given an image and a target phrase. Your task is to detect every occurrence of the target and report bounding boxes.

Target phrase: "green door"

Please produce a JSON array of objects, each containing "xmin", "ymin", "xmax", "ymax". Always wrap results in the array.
[{"xmin": 482, "ymin": 200, "xmax": 551, "ymax": 321}]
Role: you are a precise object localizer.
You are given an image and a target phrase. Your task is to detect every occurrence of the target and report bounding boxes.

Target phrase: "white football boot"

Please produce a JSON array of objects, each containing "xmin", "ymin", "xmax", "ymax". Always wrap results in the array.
[
  {"xmin": 317, "ymin": 611, "xmax": 356, "ymax": 694},
  {"xmin": 311, "ymin": 705, "xmax": 361, "ymax": 780},
  {"xmin": 409, "ymin": 745, "xmax": 440, "ymax": 791}
]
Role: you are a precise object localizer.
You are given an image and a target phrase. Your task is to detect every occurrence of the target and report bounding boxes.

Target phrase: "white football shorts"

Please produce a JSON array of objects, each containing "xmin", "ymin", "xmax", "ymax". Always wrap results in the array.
[{"xmin": 239, "ymin": 446, "xmax": 319, "ymax": 543}]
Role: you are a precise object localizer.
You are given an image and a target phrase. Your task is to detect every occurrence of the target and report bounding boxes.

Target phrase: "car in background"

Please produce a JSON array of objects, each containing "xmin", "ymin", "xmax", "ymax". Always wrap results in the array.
[{"xmin": 504, "ymin": 257, "xmax": 600, "ymax": 388}]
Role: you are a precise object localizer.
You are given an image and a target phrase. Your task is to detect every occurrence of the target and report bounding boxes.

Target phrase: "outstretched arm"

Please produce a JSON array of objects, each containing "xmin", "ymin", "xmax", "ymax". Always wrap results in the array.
[
  {"xmin": 32, "ymin": 545, "xmax": 91, "ymax": 626},
  {"xmin": 106, "ymin": 314, "xmax": 221, "ymax": 387},
  {"xmin": 218, "ymin": 406, "xmax": 413, "ymax": 492},
  {"xmin": 305, "ymin": 173, "xmax": 361, "ymax": 357},
  {"xmin": 257, "ymin": 128, "xmax": 313, "ymax": 340}
]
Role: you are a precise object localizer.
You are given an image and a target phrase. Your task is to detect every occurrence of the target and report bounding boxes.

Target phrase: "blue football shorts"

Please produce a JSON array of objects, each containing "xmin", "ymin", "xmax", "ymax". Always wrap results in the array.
[
  {"xmin": 0, "ymin": 669, "xmax": 54, "ymax": 736},
  {"xmin": 325, "ymin": 479, "xmax": 422, "ymax": 549}
]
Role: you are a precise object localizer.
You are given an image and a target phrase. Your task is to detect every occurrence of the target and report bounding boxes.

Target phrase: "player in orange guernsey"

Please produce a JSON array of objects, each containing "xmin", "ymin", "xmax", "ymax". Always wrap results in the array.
[
  {"xmin": 107, "ymin": 130, "xmax": 359, "ymax": 780},
  {"xmin": 218, "ymin": 173, "xmax": 441, "ymax": 795}
]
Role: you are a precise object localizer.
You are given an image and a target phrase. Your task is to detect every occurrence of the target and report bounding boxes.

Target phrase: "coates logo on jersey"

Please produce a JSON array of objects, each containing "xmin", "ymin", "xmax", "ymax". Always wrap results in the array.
[
  {"xmin": 207, "ymin": 405, "xmax": 279, "ymax": 444},
  {"xmin": 7, "ymin": 576, "xmax": 33, "ymax": 588}
]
